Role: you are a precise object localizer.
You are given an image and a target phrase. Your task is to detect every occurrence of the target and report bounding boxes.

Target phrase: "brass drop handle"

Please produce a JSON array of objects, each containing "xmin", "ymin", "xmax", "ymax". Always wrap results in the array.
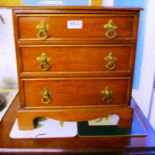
[
  {"xmin": 101, "ymin": 87, "xmax": 112, "ymax": 103},
  {"xmin": 104, "ymin": 52, "xmax": 118, "ymax": 71},
  {"xmin": 41, "ymin": 88, "xmax": 52, "ymax": 104},
  {"xmin": 104, "ymin": 19, "xmax": 117, "ymax": 39},
  {"xmin": 36, "ymin": 20, "xmax": 49, "ymax": 40},
  {"xmin": 37, "ymin": 53, "xmax": 51, "ymax": 71}
]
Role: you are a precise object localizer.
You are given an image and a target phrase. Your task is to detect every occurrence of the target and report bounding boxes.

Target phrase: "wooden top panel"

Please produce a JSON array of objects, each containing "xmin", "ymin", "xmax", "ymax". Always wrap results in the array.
[
  {"xmin": 12, "ymin": 6, "xmax": 143, "ymax": 16},
  {"xmin": 12, "ymin": 6, "xmax": 143, "ymax": 12}
]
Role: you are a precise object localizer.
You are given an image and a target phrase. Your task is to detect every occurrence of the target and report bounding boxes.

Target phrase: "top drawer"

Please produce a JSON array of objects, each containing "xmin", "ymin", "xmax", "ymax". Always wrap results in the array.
[{"xmin": 15, "ymin": 14, "xmax": 138, "ymax": 42}]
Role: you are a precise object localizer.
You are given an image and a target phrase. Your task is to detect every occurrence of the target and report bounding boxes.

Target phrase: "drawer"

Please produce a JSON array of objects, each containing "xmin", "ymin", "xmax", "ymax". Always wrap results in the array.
[
  {"xmin": 16, "ymin": 14, "xmax": 137, "ymax": 41},
  {"xmin": 20, "ymin": 45, "xmax": 134, "ymax": 75},
  {"xmin": 22, "ymin": 77, "xmax": 131, "ymax": 107}
]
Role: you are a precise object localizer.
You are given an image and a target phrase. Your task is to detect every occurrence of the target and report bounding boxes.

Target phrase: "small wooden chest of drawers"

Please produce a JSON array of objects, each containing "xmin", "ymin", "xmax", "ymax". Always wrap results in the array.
[{"xmin": 13, "ymin": 6, "xmax": 142, "ymax": 130}]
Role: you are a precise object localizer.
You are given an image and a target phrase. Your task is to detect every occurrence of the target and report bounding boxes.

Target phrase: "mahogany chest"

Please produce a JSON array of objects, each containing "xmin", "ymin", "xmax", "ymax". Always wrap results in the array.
[{"xmin": 13, "ymin": 6, "xmax": 141, "ymax": 130}]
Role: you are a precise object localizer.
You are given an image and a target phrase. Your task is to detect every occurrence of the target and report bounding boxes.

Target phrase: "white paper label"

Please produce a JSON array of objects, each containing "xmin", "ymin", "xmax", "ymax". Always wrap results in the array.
[{"xmin": 67, "ymin": 20, "xmax": 83, "ymax": 29}]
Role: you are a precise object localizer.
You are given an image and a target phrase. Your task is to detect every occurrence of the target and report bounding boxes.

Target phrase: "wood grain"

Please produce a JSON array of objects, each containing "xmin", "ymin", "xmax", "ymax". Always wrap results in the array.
[
  {"xmin": 18, "ymin": 106, "xmax": 134, "ymax": 130},
  {"xmin": 13, "ymin": 6, "xmax": 141, "ymax": 130},
  {"xmin": 20, "ymin": 45, "xmax": 134, "ymax": 73},
  {"xmin": 23, "ymin": 77, "xmax": 131, "ymax": 107},
  {"xmin": 17, "ymin": 14, "xmax": 135, "ymax": 41}
]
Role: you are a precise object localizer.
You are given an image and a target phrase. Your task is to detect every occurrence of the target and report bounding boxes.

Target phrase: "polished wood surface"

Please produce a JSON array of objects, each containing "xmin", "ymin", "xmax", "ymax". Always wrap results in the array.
[
  {"xmin": 23, "ymin": 77, "xmax": 130, "ymax": 107},
  {"xmin": 17, "ymin": 14, "xmax": 135, "ymax": 41},
  {"xmin": 13, "ymin": 7, "xmax": 141, "ymax": 130},
  {"xmin": 0, "ymin": 95, "xmax": 155, "ymax": 155},
  {"xmin": 11, "ymin": 6, "xmax": 143, "ymax": 10},
  {"xmin": 18, "ymin": 105, "xmax": 134, "ymax": 130},
  {"xmin": 20, "ymin": 45, "xmax": 134, "ymax": 73}
]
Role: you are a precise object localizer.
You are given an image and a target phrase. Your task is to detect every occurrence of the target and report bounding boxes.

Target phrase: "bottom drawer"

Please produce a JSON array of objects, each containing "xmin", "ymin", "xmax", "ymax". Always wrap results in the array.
[{"xmin": 22, "ymin": 77, "xmax": 131, "ymax": 107}]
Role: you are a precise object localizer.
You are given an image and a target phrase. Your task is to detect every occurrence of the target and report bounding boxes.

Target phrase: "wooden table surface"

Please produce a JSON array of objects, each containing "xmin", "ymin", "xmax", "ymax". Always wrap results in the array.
[{"xmin": 0, "ymin": 95, "xmax": 155, "ymax": 155}]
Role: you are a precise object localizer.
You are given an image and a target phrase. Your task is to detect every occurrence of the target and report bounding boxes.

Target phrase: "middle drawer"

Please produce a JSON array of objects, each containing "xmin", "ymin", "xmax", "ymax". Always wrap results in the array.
[
  {"xmin": 22, "ymin": 77, "xmax": 131, "ymax": 108},
  {"xmin": 19, "ymin": 45, "xmax": 134, "ymax": 75}
]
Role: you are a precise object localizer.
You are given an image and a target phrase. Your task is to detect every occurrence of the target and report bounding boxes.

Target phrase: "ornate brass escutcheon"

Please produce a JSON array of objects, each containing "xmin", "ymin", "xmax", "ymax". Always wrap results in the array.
[
  {"xmin": 36, "ymin": 20, "xmax": 49, "ymax": 40},
  {"xmin": 104, "ymin": 19, "xmax": 117, "ymax": 39},
  {"xmin": 101, "ymin": 87, "xmax": 112, "ymax": 103},
  {"xmin": 37, "ymin": 53, "xmax": 51, "ymax": 71},
  {"xmin": 104, "ymin": 52, "xmax": 118, "ymax": 70},
  {"xmin": 40, "ymin": 88, "xmax": 52, "ymax": 104}
]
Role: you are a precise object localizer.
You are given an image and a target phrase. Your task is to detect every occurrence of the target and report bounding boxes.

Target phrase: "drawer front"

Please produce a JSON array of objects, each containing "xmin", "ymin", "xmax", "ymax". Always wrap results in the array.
[
  {"xmin": 20, "ymin": 45, "xmax": 134, "ymax": 74},
  {"xmin": 23, "ymin": 77, "xmax": 131, "ymax": 107},
  {"xmin": 16, "ymin": 14, "xmax": 137, "ymax": 41}
]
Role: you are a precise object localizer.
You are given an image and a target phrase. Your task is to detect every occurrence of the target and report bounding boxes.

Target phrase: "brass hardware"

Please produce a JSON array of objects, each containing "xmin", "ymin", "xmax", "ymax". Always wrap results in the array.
[
  {"xmin": 37, "ymin": 53, "xmax": 50, "ymax": 71},
  {"xmin": 40, "ymin": 88, "xmax": 52, "ymax": 104},
  {"xmin": 104, "ymin": 52, "xmax": 117, "ymax": 70},
  {"xmin": 104, "ymin": 20, "xmax": 117, "ymax": 39},
  {"xmin": 36, "ymin": 20, "xmax": 49, "ymax": 40},
  {"xmin": 101, "ymin": 87, "xmax": 112, "ymax": 103}
]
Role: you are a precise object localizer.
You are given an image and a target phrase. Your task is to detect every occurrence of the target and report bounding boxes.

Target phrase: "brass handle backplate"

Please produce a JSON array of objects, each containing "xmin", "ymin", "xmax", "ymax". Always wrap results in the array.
[
  {"xmin": 104, "ymin": 52, "xmax": 117, "ymax": 70},
  {"xmin": 36, "ymin": 20, "xmax": 49, "ymax": 40},
  {"xmin": 104, "ymin": 20, "xmax": 117, "ymax": 39},
  {"xmin": 40, "ymin": 88, "xmax": 52, "ymax": 104},
  {"xmin": 37, "ymin": 53, "xmax": 51, "ymax": 71},
  {"xmin": 101, "ymin": 87, "xmax": 112, "ymax": 103}
]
